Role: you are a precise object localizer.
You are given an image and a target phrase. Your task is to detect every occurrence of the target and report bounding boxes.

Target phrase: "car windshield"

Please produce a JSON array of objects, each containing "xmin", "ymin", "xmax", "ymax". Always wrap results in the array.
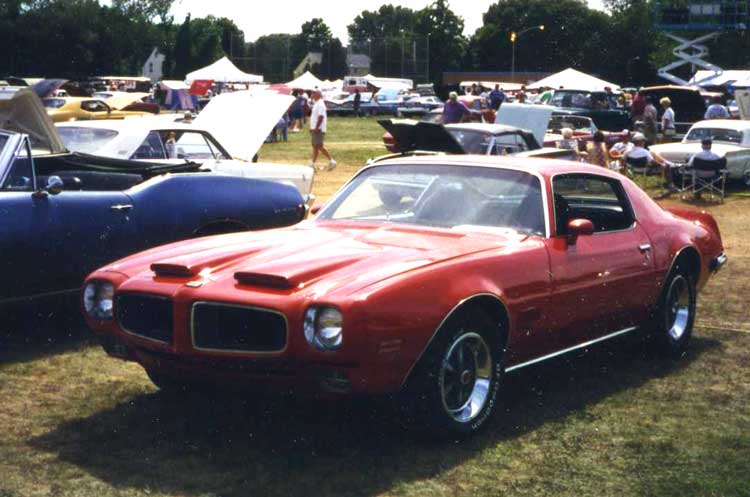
[
  {"xmin": 43, "ymin": 98, "xmax": 66, "ymax": 108},
  {"xmin": 447, "ymin": 129, "xmax": 492, "ymax": 154},
  {"xmin": 57, "ymin": 127, "xmax": 119, "ymax": 154},
  {"xmin": 685, "ymin": 127, "xmax": 743, "ymax": 144},
  {"xmin": 319, "ymin": 164, "xmax": 545, "ymax": 236},
  {"xmin": 0, "ymin": 134, "xmax": 8, "ymax": 153},
  {"xmin": 548, "ymin": 115, "xmax": 597, "ymax": 133}
]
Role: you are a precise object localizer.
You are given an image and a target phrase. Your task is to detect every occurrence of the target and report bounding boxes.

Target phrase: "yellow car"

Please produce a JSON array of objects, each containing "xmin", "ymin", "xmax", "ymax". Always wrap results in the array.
[{"xmin": 43, "ymin": 97, "xmax": 155, "ymax": 122}]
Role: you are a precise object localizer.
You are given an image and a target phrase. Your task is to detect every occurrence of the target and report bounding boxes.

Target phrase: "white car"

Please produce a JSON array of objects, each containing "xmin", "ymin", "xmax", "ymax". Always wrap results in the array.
[
  {"xmin": 57, "ymin": 91, "xmax": 315, "ymax": 204},
  {"xmin": 650, "ymin": 120, "xmax": 750, "ymax": 187}
]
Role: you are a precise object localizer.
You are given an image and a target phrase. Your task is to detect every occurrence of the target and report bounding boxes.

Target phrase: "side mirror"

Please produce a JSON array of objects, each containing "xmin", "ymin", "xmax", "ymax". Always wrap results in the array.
[
  {"xmin": 33, "ymin": 175, "xmax": 64, "ymax": 198},
  {"xmin": 566, "ymin": 218, "xmax": 594, "ymax": 245},
  {"xmin": 310, "ymin": 203, "xmax": 325, "ymax": 216}
]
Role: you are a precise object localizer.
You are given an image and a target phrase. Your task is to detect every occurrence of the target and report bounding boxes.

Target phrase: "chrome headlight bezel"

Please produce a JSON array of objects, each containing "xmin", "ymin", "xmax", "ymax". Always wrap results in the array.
[
  {"xmin": 83, "ymin": 280, "xmax": 114, "ymax": 321},
  {"xmin": 304, "ymin": 306, "xmax": 343, "ymax": 351}
]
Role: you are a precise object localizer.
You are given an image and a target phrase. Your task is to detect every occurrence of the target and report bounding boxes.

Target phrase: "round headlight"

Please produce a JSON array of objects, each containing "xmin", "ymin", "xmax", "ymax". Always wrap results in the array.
[
  {"xmin": 83, "ymin": 280, "xmax": 114, "ymax": 320},
  {"xmin": 303, "ymin": 306, "xmax": 343, "ymax": 351}
]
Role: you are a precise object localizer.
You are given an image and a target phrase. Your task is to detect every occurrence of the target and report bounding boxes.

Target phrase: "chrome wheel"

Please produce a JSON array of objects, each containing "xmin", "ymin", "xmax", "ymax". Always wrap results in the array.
[
  {"xmin": 439, "ymin": 332, "xmax": 493, "ymax": 423},
  {"xmin": 665, "ymin": 274, "xmax": 691, "ymax": 341}
]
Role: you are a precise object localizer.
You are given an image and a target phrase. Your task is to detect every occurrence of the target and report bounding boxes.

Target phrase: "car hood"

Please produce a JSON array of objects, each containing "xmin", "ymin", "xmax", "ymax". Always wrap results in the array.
[
  {"xmin": 193, "ymin": 90, "xmax": 293, "ymax": 162},
  {"xmin": 377, "ymin": 119, "xmax": 465, "ymax": 154},
  {"xmin": 111, "ymin": 221, "xmax": 525, "ymax": 296},
  {"xmin": 495, "ymin": 103, "xmax": 554, "ymax": 145},
  {"xmin": 0, "ymin": 89, "xmax": 66, "ymax": 154}
]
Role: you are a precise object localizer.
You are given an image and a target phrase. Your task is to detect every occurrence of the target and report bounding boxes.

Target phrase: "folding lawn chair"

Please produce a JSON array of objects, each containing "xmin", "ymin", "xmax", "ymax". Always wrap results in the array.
[{"xmin": 681, "ymin": 157, "xmax": 728, "ymax": 203}]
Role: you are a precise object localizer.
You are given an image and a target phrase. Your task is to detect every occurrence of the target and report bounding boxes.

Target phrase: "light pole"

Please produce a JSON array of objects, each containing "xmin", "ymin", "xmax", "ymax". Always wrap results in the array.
[{"xmin": 510, "ymin": 25, "xmax": 544, "ymax": 82}]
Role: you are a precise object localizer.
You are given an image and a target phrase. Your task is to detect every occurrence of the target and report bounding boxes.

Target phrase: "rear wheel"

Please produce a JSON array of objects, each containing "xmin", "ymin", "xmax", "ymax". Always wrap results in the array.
[
  {"xmin": 743, "ymin": 170, "xmax": 750, "ymax": 188},
  {"xmin": 652, "ymin": 265, "xmax": 696, "ymax": 356},
  {"xmin": 399, "ymin": 309, "xmax": 503, "ymax": 436}
]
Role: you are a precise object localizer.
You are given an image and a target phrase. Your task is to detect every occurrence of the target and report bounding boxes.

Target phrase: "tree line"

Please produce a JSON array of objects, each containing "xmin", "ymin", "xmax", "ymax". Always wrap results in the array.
[{"xmin": 1, "ymin": 0, "xmax": 748, "ymax": 85}]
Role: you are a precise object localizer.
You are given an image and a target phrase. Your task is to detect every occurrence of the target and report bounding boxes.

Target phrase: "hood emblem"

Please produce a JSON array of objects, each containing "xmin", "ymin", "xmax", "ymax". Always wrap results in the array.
[{"xmin": 186, "ymin": 280, "xmax": 204, "ymax": 288}]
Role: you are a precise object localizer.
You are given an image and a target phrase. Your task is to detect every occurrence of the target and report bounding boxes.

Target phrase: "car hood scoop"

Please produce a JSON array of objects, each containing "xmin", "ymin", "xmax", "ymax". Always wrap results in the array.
[{"xmin": 144, "ymin": 223, "xmax": 517, "ymax": 293}]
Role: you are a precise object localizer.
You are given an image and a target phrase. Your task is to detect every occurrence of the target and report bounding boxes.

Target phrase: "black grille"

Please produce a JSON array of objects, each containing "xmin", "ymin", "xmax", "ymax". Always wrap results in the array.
[
  {"xmin": 192, "ymin": 303, "xmax": 287, "ymax": 352},
  {"xmin": 116, "ymin": 294, "xmax": 173, "ymax": 343}
]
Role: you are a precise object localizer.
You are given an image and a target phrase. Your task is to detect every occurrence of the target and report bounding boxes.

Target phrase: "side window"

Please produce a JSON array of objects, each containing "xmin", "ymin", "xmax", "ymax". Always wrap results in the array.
[
  {"xmin": 491, "ymin": 133, "xmax": 528, "ymax": 155},
  {"xmin": 81, "ymin": 100, "xmax": 109, "ymax": 113},
  {"xmin": 168, "ymin": 132, "xmax": 216, "ymax": 160},
  {"xmin": 553, "ymin": 174, "xmax": 634, "ymax": 235},
  {"xmin": 1, "ymin": 141, "xmax": 34, "ymax": 191},
  {"xmin": 132, "ymin": 131, "xmax": 166, "ymax": 160}
]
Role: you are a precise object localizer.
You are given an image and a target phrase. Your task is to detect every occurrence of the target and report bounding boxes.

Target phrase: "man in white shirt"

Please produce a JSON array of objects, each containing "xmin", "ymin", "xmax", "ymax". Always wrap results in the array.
[
  {"xmin": 688, "ymin": 138, "xmax": 722, "ymax": 165},
  {"xmin": 309, "ymin": 89, "xmax": 336, "ymax": 171},
  {"xmin": 624, "ymin": 133, "xmax": 677, "ymax": 191},
  {"xmin": 704, "ymin": 97, "xmax": 730, "ymax": 119},
  {"xmin": 608, "ymin": 129, "xmax": 634, "ymax": 172}
]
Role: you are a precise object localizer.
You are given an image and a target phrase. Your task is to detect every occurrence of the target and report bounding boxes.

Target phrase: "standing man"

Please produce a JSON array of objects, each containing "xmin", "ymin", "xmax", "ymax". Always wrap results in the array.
[
  {"xmin": 642, "ymin": 97, "xmax": 659, "ymax": 145},
  {"xmin": 310, "ymin": 90, "xmax": 336, "ymax": 171},
  {"xmin": 442, "ymin": 92, "xmax": 473, "ymax": 124},
  {"xmin": 489, "ymin": 84, "xmax": 505, "ymax": 110},
  {"xmin": 353, "ymin": 89, "xmax": 362, "ymax": 117},
  {"xmin": 704, "ymin": 96, "xmax": 730, "ymax": 119}
]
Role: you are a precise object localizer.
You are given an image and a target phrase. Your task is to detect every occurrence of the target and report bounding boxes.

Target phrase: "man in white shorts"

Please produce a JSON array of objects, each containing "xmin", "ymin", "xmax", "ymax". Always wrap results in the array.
[{"xmin": 309, "ymin": 90, "xmax": 336, "ymax": 171}]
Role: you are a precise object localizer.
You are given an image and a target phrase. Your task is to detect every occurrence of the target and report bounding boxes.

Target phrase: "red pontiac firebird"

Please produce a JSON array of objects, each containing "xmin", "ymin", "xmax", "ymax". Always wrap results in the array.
[{"xmin": 83, "ymin": 155, "xmax": 726, "ymax": 435}]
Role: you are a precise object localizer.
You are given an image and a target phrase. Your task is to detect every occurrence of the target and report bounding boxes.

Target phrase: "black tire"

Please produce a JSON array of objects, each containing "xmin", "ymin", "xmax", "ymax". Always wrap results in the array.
[
  {"xmin": 652, "ymin": 264, "xmax": 696, "ymax": 357},
  {"xmin": 399, "ymin": 308, "xmax": 504, "ymax": 436},
  {"xmin": 743, "ymin": 171, "xmax": 750, "ymax": 188}
]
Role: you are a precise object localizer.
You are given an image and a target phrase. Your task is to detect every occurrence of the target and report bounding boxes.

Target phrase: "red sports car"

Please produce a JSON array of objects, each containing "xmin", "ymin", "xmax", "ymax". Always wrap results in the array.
[{"xmin": 83, "ymin": 156, "xmax": 726, "ymax": 435}]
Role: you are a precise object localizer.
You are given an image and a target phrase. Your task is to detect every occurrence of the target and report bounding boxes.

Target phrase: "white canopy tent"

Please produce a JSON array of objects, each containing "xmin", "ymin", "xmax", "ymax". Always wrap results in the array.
[
  {"xmin": 527, "ymin": 68, "xmax": 620, "ymax": 92},
  {"xmin": 185, "ymin": 56, "xmax": 263, "ymax": 84},
  {"xmin": 286, "ymin": 71, "xmax": 325, "ymax": 90},
  {"xmin": 690, "ymin": 70, "xmax": 750, "ymax": 88}
]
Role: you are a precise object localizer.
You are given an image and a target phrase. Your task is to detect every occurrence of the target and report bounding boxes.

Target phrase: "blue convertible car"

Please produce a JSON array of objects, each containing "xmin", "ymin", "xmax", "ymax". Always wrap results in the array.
[{"xmin": 0, "ymin": 91, "xmax": 305, "ymax": 304}]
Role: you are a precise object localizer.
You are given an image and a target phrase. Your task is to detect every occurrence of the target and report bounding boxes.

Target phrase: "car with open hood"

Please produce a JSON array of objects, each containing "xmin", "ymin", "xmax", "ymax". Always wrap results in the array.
[
  {"xmin": 83, "ymin": 154, "xmax": 725, "ymax": 436},
  {"xmin": 56, "ymin": 91, "xmax": 315, "ymax": 204},
  {"xmin": 649, "ymin": 119, "xmax": 750, "ymax": 186},
  {"xmin": 0, "ymin": 90, "xmax": 305, "ymax": 307}
]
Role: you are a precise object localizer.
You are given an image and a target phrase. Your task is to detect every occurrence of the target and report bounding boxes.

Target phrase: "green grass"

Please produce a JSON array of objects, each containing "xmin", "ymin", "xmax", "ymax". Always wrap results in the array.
[{"xmin": 1, "ymin": 117, "xmax": 749, "ymax": 497}]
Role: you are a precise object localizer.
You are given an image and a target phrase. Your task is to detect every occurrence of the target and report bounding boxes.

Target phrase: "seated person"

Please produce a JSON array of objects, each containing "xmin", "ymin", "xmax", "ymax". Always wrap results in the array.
[
  {"xmin": 623, "ymin": 132, "xmax": 676, "ymax": 191},
  {"xmin": 556, "ymin": 128, "xmax": 580, "ymax": 155},
  {"xmin": 608, "ymin": 129, "xmax": 634, "ymax": 173},
  {"xmin": 688, "ymin": 138, "xmax": 722, "ymax": 166}
]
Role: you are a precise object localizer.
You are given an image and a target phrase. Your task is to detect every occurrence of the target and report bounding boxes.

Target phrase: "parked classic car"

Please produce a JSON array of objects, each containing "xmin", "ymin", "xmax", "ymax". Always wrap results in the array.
[
  {"xmin": 396, "ymin": 95, "xmax": 443, "ymax": 117},
  {"xmin": 43, "ymin": 96, "xmax": 156, "ymax": 122},
  {"xmin": 0, "ymin": 90, "xmax": 305, "ymax": 305},
  {"xmin": 649, "ymin": 119, "xmax": 750, "ymax": 186},
  {"xmin": 380, "ymin": 120, "xmax": 575, "ymax": 160},
  {"xmin": 548, "ymin": 89, "xmax": 631, "ymax": 132},
  {"xmin": 84, "ymin": 155, "xmax": 725, "ymax": 435},
  {"xmin": 56, "ymin": 91, "xmax": 315, "ymax": 204}
]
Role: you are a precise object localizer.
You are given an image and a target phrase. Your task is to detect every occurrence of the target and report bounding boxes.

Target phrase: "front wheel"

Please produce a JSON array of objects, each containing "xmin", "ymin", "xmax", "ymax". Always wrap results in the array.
[
  {"xmin": 399, "ymin": 310, "xmax": 503, "ymax": 436},
  {"xmin": 652, "ymin": 266, "xmax": 696, "ymax": 356}
]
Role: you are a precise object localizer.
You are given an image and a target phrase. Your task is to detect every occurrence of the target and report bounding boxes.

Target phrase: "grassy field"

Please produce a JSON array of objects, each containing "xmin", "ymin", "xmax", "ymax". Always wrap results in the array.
[{"xmin": 1, "ymin": 117, "xmax": 749, "ymax": 497}]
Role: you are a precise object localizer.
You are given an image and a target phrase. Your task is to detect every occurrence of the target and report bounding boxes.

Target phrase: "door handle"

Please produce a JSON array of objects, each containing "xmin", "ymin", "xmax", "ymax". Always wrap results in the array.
[
  {"xmin": 638, "ymin": 243, "xmax": 651, "ymax": 252},
  {"xmin": 110, "ymin": 204, "xmax": 133, "ymax": 212}
]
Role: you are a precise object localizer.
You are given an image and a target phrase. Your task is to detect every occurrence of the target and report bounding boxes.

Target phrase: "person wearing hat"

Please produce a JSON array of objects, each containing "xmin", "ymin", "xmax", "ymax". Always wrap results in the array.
[
  {"xmin": 608, "ymin": 129, "xmax": 634, "ymax": 173},
  {"xmin": 660, "ymin": 97, "xmax": 676, "ymax": 143},
  {"xmin": 442, "ymin": 91, "xmax": 473, "ymax": 124},
  {"xmin": 624, "ymin": 132, "xmax": 677, "ymax": 190}
]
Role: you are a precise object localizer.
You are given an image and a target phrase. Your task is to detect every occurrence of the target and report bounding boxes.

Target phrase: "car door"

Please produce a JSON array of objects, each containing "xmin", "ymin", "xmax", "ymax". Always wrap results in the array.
[
  {"xmin": 0, "ymin": 134, "xmax": 50, "ymax": 301},
  {"xmin": 40, "ymin": 183, "xmax": 135, "ymax": 292},
  {"xmin": 543, "ymin": 173, "xmax": 656, "ymax": 348}
]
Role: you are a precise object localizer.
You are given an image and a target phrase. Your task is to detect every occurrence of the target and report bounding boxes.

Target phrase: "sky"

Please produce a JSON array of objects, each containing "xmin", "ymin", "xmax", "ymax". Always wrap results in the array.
[{"xmin": 167, "ymin": 0, "xmax": 607, "ymax": 43}]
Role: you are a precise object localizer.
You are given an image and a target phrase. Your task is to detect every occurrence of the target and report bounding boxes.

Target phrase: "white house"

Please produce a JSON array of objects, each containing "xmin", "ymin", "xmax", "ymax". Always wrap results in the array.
[{"xmin": 142, "ymin": 48, "xmax": 165, "ymax": 82}]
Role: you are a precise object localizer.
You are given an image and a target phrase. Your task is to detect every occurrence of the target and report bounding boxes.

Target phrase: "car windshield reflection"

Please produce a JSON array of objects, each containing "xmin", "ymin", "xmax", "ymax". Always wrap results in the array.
[
  {"xmin": 58, "ymin": 127, "xmax": 119, "ymax": 154},
  {"xmin": 319, "ymin": 164, "xmax": 545, "ymax": 236},
  {"xmin": 685, "ymin": 127, "xmax": 743, "ymax": 144}
]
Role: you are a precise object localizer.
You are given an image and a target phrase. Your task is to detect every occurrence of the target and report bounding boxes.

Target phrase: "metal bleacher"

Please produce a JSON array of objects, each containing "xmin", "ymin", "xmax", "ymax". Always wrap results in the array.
[{"xmin": 654, "ymin": 1, "xmax": 749, "ymax": 85}]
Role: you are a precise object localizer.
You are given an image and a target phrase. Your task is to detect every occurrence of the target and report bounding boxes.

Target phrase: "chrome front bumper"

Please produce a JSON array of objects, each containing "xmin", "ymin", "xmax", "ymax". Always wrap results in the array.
[{"xmin": 710, "ymin": 253, "xmax": 728, "ymax": 273}]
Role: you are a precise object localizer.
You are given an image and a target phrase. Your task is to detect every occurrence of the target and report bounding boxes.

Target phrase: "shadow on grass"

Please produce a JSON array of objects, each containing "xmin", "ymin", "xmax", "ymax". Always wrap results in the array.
[
  {"xmin": 30, "ymin": 334, "xmax": 720, "ymax": 497},
  {"xmin": 0, "ymin": 294, "xmax": 94, "ymax": 365}
]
